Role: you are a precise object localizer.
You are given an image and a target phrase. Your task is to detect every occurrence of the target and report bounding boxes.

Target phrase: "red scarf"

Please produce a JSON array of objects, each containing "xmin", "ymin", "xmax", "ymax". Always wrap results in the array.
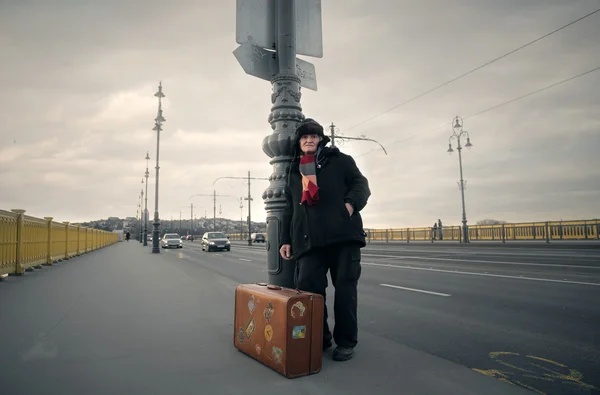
[{"xmin": 299, "ymin": 154, "xmax": 319, "ymax": 205}]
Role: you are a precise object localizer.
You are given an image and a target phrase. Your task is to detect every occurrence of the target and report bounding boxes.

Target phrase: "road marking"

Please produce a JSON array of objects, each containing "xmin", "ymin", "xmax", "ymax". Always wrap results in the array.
[
  {"xmin": 231, "ymin": 245, "xmax": 600, "ymax": 267},
  {"xmin": 362, "ymin": 253, "xmax": 600, "ymax": 269},
  {"xmin": 473, "ymin": 351, "xmax": 599, "ymax": 393},
  {"xmin": 363, "ymin": 246, "xmax": 599, "ymax": 258},
  {"xmin": 362, "ymin": 262, "xmax": 600, "ymax": 286},
  {"xmin": 380, "ymin": 284, "xmax": 451, "ymax": 297},
  {"xmin": 239, "ymin": 258, "xmax": 252, "ymax": 262}
]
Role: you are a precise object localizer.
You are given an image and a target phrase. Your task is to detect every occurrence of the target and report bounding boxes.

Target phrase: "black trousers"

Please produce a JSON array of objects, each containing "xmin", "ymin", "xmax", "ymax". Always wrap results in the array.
[{"xmin": 295, "ymin": 242, "xmax": 362, "ymax": 349}]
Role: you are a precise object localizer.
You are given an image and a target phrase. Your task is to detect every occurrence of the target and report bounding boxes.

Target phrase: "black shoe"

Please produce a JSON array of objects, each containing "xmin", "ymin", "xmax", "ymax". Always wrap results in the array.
[
  {"xmin": 323, "ymin": 341, "xmax": 333, "ymax": 351},
  {"xmin": 333, "ymin": 346, "xmax": 354, "ymax": 361}
]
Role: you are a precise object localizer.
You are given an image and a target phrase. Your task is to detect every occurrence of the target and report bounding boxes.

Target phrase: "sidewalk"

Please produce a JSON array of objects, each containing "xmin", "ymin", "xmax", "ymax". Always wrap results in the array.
[{"xmin": 0, "ymin": 242, "xmax": 532, "ymax": 395}]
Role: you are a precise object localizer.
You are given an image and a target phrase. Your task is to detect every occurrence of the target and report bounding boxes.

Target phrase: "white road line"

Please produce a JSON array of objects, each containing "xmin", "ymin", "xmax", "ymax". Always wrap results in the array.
[
  {"xmin": 239, "ymin": 258, "xmax": 252, "ymax": 262},
  {"xmin": 362, "ymin": 253, "xmax": 600, "ymax": 269},
  {"xmin": 363, "ymin": 262, "xmax": 600, "ymax": 286},
  {"xmin": 363, "ymin": 247, "xmax": 598, "ymax": 258},
  {"xmin": 380, "ymin": 284, "xmax": 451, "ymax": 297}
]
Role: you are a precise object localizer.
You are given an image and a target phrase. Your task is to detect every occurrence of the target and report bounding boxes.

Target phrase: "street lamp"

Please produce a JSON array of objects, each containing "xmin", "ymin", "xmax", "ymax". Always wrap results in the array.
[
  {"xmin": 328, "ymin": 122, "xmax": 388, "ymax": 154},
  {"xmin": 143, "ymin": 151, "xmax": 150, "ymax": 246},
  {"xmin": 151, "ymin": 82, "xmax": 166, "ymax": 254},
  {"xmin": 447, "ymin": 116, "xmax": 473, "ymax": 243},
  {"xmin": 139, "ymin": 180, "xmax": 144, "ymax": 243},
  {"xmin": 190, "ymin": 191, "xmax": 237, "ymax": 231},
  {"xmin": 213, "ymin": 172, "xmax": 270, "ymax": 245}
]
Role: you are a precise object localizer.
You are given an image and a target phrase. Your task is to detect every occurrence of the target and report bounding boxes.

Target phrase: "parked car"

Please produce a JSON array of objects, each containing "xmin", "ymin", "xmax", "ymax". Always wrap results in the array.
[
  {"xmin": 201, "ymin": 232, "xmax": 231, "ymax": 252},
  {"xmin": 251, "ymin": 233, "xmax": 266, "ymax": 243},
  {"xmin": 161, "ymin": 233, "xmax": 183, "ymax": 249}
]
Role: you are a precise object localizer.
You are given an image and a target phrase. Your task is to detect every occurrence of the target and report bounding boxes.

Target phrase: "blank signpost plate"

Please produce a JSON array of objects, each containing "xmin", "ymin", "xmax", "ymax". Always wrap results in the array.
[{"xmin": 236, "ymin": 0, "xmax": 323, "ymax": 58}]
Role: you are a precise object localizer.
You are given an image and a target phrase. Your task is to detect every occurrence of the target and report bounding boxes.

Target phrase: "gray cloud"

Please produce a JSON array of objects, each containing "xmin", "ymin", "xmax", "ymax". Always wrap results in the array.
[{"xmin": 1, "ymin": 0, "xmax": 599, "ymax": 228}]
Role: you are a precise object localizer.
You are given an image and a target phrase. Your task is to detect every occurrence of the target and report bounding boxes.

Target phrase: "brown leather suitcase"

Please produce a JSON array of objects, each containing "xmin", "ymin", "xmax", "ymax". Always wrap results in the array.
[{"xmin": 233, "ymin": 282, "xmax": 324, "ymax": 378}]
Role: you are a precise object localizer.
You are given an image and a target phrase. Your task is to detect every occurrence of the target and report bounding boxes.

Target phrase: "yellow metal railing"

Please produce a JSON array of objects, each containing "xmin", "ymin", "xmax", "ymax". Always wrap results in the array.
[
  {"xmin": 226, "ymin": 219, "xmax": 599, "ymax": 244},
  {"xmin": 0, "ymin": 209, "xmax": 119, "ymax": 277}
]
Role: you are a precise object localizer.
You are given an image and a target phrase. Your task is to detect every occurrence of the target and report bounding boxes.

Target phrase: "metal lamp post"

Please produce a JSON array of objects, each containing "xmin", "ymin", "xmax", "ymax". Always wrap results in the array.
[
  {"xmin": 447, "ymin": 116, "xmax": 473, "ymax": 243},
  {"xmin": 151, "ymin": 82, "xmax": 166, "ymax": 254},
  {"xmin": 190, "ymin": 192, "xmax": 236, "ymax": 231},
  {"xmin": 143, "ymin": 152, "xmax": 150, "ymax": 246},
  {"xmin": 213, "ymin": 172, "xmax": 269, "ymax": 245},
  {"xmin": 139, "ymin": 182, "xmax": 144, "ymax": 243}
]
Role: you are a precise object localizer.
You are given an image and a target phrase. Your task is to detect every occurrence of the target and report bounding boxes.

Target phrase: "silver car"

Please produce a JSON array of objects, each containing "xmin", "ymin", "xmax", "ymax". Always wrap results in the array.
[
  {"xmin": 161, "ymin": 233, "xmax": 183, "ymax": 249},
  {"xmin": 201, "ymin": 232, "xmax": 231, "ymax": 252}
]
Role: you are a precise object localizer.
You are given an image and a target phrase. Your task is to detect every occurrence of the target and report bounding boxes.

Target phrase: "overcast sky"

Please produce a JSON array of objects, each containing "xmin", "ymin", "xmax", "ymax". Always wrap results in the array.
[{"xmin": 0, "ymin": 0, "xmax": 598, "ymax": 228}]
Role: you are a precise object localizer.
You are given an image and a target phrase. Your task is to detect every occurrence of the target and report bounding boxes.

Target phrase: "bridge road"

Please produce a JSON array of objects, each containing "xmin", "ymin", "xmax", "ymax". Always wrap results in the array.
[
  {"xmin": 206, "ymin": 241, "xmax": 600, "ymax": 395},
  {"xmin": 1, "ymin": 242, "xmax": 534, "ymax": 395}
]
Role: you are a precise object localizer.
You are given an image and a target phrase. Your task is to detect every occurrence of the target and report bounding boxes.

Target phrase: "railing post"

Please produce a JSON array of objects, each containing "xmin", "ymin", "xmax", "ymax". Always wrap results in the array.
[
  {"xmin": 559, "ymin": 221, "xmax": 563, "ymax": 240},
  {"xmin": 584, "ymin": 220, "xmax": 588, "ymax": 240},
  {"xmin": 10, "ymin": 209, "xmax": 26, "ymax": 276},
  {"xmin": 545, "ymin": 221, "xmax": 550, "ymax": 243},
  {"xmin": 501, "ymin": 224, "xmax": 506, "ymax": 243},
  {"xmin": 64, "ymin": 222, "xmax": 70, "ymax": 259},
  {"xmin": 406, "ymin": 228, "xmax": 410, "ymax": 243},
  {"xmin": 44, "ymin": 217, "xmax": 53, "ymax": 265},
  {"xmin": 76, "ymin": 225, "xmax": 82, "ymax": 255},
  {"xmin": 385, "ymin": 229, "xmax": 389, "ymax": 243}
]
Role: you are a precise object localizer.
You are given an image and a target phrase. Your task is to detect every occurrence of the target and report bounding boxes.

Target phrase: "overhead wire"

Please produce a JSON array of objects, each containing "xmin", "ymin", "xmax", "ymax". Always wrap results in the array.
[
  {"xmin": 355, "ymin": 65, "xmax": 600, "ymax": 158},
  {"xmin": 343, "ymin": 7, "xmax": 600, "ymax": 133}
]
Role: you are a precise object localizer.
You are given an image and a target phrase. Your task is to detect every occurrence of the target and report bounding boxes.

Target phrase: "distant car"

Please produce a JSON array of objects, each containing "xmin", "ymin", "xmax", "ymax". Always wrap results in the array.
[
  {"xmin": 251, "ymin": 233, "xmax": 266, "ymax": 243},
  {"xmin": 161, "ymin": 233, "xmax": 183, "ymax": 249},
  {"xmin": 201, "ymin": 232, "xmax": 231, "ymax": 252}
]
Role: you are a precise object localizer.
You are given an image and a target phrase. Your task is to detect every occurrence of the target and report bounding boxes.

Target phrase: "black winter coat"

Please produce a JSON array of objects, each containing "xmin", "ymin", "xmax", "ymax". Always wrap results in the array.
[{"xmin": 280, "ymin": 146, "xmax": 371, "ymax": 259}]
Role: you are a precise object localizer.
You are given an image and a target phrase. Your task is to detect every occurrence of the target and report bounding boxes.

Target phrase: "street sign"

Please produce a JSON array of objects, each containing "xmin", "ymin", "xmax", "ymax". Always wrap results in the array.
[
  {"xmin": 233, "ymin": 42, "xmax": 318, "ymax": 91},
  {"xmin": 236, "ymin": 0, "xmax": 323, "ymax": 58}
]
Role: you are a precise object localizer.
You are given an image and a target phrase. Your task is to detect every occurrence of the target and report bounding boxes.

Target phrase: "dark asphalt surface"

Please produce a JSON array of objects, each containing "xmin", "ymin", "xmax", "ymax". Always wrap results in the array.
[
  {"xmin": 0, "ymin": 241, "xmax": 597, "ymax": 395},
  {"xmin": 227, "ymin": 241, "xmax": 600, "ymax": 395}
]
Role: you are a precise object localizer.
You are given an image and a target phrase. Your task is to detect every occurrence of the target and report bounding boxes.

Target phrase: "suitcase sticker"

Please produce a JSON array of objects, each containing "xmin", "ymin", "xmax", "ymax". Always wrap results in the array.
[
  {"xmin": 271, "ymin": 346, "xmax": 283, "ymax": 364},
  {"xmin": 248, "ymin": 295, "xmax": 257, "ymax": 314},
  {"xmin": 263, "ymin": 302, "xmax": 274, "ymax": 323},
  {"xmin": 245, "ymin": 317, "xmax": 256, "ymax": 339},
  {"xmin": 290, "ymin": 301, "xmax": 306, "ymax": 318},
  {"xmin": 292, "ymin": 325, "xmax": 306, "ymax": 339}
]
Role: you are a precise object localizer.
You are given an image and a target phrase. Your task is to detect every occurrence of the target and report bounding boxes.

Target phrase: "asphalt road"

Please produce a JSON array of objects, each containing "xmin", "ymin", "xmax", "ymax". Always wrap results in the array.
[
  {"xmin": 1, "ymin": 241, "xmax": 597, "ymax": 395},
  {"xmin": 222, "ymin": 241, "xmax": 600, "ymax": 395}
]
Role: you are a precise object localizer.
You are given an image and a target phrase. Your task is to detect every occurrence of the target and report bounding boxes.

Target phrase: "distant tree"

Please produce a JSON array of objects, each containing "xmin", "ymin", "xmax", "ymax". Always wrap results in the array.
[{"xmin": 476, "ymin": 219, "xmax": 507, "ymax": 225}]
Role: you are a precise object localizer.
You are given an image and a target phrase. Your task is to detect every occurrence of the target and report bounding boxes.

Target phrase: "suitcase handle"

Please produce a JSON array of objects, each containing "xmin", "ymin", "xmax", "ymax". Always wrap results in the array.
[{"xmin": 257, "ymin": 282, "xmax": 302, "ymax": 294}]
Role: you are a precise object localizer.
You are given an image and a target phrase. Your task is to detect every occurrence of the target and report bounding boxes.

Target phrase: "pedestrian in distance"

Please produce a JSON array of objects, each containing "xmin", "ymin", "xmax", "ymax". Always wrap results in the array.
[
  {"xmin": 279, "ymin": 118, "xmax": 371, "ymax": 362},
  {"xmin": 126, "ymin": 231, "xmax": 130, "ymax": 242}
]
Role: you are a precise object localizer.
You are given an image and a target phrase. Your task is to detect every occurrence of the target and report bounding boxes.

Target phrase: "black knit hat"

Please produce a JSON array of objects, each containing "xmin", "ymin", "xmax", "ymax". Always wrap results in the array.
[{"xmin": 295, "ymin": 118, "xmax": 331, "ymax": 146}]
